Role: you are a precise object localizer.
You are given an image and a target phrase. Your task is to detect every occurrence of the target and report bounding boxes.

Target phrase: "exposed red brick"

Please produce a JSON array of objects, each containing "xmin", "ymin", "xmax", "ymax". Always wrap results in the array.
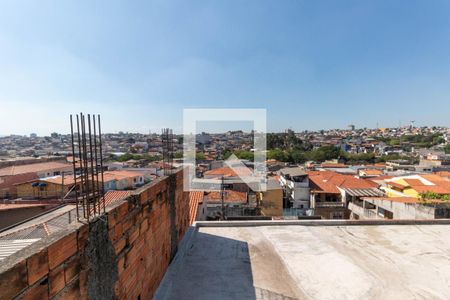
[
  {"xmin": 0, "ymin": 169, "xmax": 190, "ymax": 300},
  {"xmin": 128, "ymin": 226, "xmax": 139, "ymax": 245},
  {"xmin": 140, "ymin": 219, "xmax": 149, "ymax": 233},
  {"xmin": 64, "ymin": 255, "xmax": 81, "ymax": 284},
  {"xmin": 49, "ymin": 265, "xmax": 65, "ymax": 297},
  {"xmin": 0, "ymin": 261, "xmax": 28, "ymax": 300},
  {"xmin": 121, "ymin": 217, "xmax": 133, "ymax": 233},
  {"xmin": 57, "ymin": 277, "xmax": 81, "ymax": 300},
  {"xmin": 21, "ymin": 281, "xmax": 49, "ymax": 300},
  {"xmin": 27, "ymin": 249, "xmax": 48, "ymax": 285},
  {"xmin": 117, "ymin": 202, "xmax": 129, "ymax": 219},
  {"xmin": 78, "ymin": 269, "xmax": 88, "ymax": 300},
  {"xmin": 77, "ymin": 225, "xmax": 89, "ymax": 252},
  {"xmin": 107, "ymin": 211, "xmax": 117, "ymax": 229},
  {"xmin": 114, "ymin": 237, "xmax": 127, "ymax": 255},
  {"xmin": 48, "ymin": 232, "xmax": 77, "ymax": 269},
  {"xmin": 117, "ymin": 255, "xmax": 125, "ymax": 276}
]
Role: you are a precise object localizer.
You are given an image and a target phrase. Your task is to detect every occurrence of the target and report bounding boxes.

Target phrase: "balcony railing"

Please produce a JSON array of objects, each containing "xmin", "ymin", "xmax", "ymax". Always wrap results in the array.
[{"xmin": 315, "ymin": 201, "xmax": 345, "ymax": 208}]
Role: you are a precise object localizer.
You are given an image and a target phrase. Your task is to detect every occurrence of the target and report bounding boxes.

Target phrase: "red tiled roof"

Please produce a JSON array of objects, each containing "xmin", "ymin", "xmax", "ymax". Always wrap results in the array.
[
  {"xmin": 308, "ymin": 171, "xmax": 379, "ymax": 194},
  {"xmin": 368, "ymin": 175, "xmax": 393, "ymax": 181},
  {"xmin": 205, "ymin": 190, "xmax": 247, "ymax": 203},
  {"xmin": 204, "ymin": 167, "xmax": 252, "ymax": 178},
  {"xmin": 0, "ymin": 162, "xmax": 72, "ymax": 177},
  {"xmin": 103, "ymin": 190, "xmax": 131, "ymax": 207},
  {"xmin": 0, "ymin": 173, "xmax": 39, "ymax": 190},
  {"xmin": 421, "ymin": 174, "xmax": 450, "ymax": 186},
  {"xmin": 434, "ymin": 171, "xmax": 450, "ymax": 178},
  {"xmin": 411, "ymin": 185, "xmax": 450, "ymax": 195},
  {"xmin": 188, "ymin": 191, "xmax": 204, "ymax": 224},
  {"xmin": 308, "ymin": 176, "xmax": 340, "ymax": 194},
  {"xmin": 403, "ymin": 179, "xmax": 424, "ymax": 187},
  {"xmin": 0, "ymin": 203, "xmax": 48, "ymax": 211},
  {"xmin": 387, "ymin": 181, "xmax": 406, "ymax": 190},
  {"xmin": 360, "ymin": 169, "xmax": 383, "ymax": 176}
]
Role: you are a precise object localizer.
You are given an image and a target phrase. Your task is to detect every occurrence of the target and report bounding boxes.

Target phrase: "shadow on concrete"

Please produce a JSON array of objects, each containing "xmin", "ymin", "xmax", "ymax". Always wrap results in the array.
[{"xmin": 159, "ymin": 231, "xmax": 257, "ymax": 300}]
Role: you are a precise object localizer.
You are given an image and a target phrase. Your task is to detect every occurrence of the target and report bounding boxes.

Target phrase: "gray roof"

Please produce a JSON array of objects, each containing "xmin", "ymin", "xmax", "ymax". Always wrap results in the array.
[
  {"xmin": 280, "ymin": 167, "xmax": 307, "ymax": 177},
  {"xmin": 341, "ymin": 188, "xmax": 385, "ymax": 197}
]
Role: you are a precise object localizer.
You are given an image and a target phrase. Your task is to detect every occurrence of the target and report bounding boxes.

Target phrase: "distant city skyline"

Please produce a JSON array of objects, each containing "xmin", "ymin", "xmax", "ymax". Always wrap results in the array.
[
  {"xmin": 1, "ymin": 1, "xmax": 450, "ymax": 135},
  {"xmin": 1, "ymin": 123, "xmax": 448, "ymax": 137}
]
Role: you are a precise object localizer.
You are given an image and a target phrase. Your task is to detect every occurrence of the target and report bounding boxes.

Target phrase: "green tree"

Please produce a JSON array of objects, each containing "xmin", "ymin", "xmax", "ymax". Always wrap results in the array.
[
  {"xmin": 305, "ymin": 146, "xmax": 340, "ymax": 163},
  {"xmin": 196, "ymin": 152, "xmax": 206, "ymax": 160},
  {"xmin": 267, "ymin": 149, "xmax": 289, "ymax": 162},
  {"xmin": 444, "ymin": 144, "xmax": 450, "ymax": 154},
  {"xmin": 288, "ymin": 149, "xmax": 307, "ymax": 164}
]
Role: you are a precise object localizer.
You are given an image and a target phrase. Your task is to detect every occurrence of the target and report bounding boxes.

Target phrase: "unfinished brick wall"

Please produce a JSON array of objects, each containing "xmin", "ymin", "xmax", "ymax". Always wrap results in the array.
[
  {"xmin": 0, "ymin": 224, "xmax": 89, "ymax": 300},
  {"xmin": 110, "ymin": 171, "xmax": 189, "ymax": 299},
  {"xmin": 0, "ymin": 169, "xmax": 190, "ymax": 300}
]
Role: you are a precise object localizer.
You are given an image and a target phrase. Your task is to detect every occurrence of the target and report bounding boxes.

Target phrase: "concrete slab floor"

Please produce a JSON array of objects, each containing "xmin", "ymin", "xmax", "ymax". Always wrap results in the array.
[{"xmin": 155, "ymin": 225, "xmax": 450, "ymax": 300}]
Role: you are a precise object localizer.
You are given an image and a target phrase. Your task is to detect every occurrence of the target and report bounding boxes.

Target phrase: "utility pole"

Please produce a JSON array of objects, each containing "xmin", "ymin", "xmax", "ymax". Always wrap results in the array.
[{"xmin": 221, "ymin": 176, "xmax": 225, "ymax": 220}]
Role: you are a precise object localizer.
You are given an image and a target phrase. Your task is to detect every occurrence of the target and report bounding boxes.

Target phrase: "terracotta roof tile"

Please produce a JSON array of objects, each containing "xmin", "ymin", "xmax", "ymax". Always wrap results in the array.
[
  {"xmin": 0, "ymin": 162, "xmax": 72, "ymax": 177},
  {"xmin": 205, "ymin": 190, "xmax": 247, "ymax": 203},
  {"xmin": 360, "ymin": 169, "xmax": 383, "ymax": 175},
  {"xmin": 204, "ymin": 167, "xmax": 252, "ymax": 178},
  {"xmin": 103, "ymin": 190, "xmax": 131, "ymax": 207},
  {"xmin": 308, "ymin": 171, "xmax": 379, "ymax": 194},
  {"xmin": 188, "ymin": 191, "xmax": 204, "ymax": 224}
]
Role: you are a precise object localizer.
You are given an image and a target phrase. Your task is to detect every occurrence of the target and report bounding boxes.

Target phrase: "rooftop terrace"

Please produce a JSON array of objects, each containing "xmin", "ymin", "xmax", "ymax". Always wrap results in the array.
[{"xmin": 156, "ymin": 221, "xmax": 450, "ymax": 300}]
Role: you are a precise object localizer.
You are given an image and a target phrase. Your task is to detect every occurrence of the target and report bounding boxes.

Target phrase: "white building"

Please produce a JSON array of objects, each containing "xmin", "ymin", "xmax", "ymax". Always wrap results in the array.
[{"xmin": 279, "ymin": 167, "xmax": 310, "ymax": 211}]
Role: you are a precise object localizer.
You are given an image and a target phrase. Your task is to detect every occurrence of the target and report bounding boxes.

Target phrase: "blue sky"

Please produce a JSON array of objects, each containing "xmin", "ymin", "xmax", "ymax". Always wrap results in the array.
[{"xmin": 0, "ymin": 0, "xmax": 449, "ymax": 135}]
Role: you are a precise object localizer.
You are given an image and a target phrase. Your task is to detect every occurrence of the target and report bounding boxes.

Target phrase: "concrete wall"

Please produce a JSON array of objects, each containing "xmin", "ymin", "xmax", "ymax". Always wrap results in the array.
[
  {"xmin": 259, "ymin": 189, "xmax": 283, "ymax": 216},
  {"xmin": 365, "ymin": 199, "xmax": 436, "ymax": 219},
  {"xmin": 0, "ymin": 168, "xmax": 190, "ymax": 300}
]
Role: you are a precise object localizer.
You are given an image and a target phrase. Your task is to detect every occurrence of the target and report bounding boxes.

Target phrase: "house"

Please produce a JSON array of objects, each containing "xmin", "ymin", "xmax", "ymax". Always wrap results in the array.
[
  {"xmin": 349, "ymin": 196, "xmax": 450, "ymax": 220},
  {"xmin": 103, "ymin": 170, "xmax": 147, "ymax": 190},
  {"xmin": 279, "ymin": 167, "xmax": 310, "ymax": 212},
  {"xmin": 15, "ymin": 175, "xmax": 78, "ymax": 199},
  {"xmin": 0, "ymin": 173, "xmax": 39, "ymax": 199},
  {"xmin": 0, "ymin": 161, "xmax": 73, "ymax": 178},
  {"xmin": 382, "ymin": 174, "xmax": 450, "ymax": 199},
  {"xmin": 308, "ymin": 171, "xmax": 383, "ymax": 219}
]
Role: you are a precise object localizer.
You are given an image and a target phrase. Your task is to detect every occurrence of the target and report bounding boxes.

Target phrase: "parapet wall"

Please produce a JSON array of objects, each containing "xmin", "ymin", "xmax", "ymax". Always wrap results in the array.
[{"xmin": 0, "ymin": 169, "xmax": 190, "ymax": 300}]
